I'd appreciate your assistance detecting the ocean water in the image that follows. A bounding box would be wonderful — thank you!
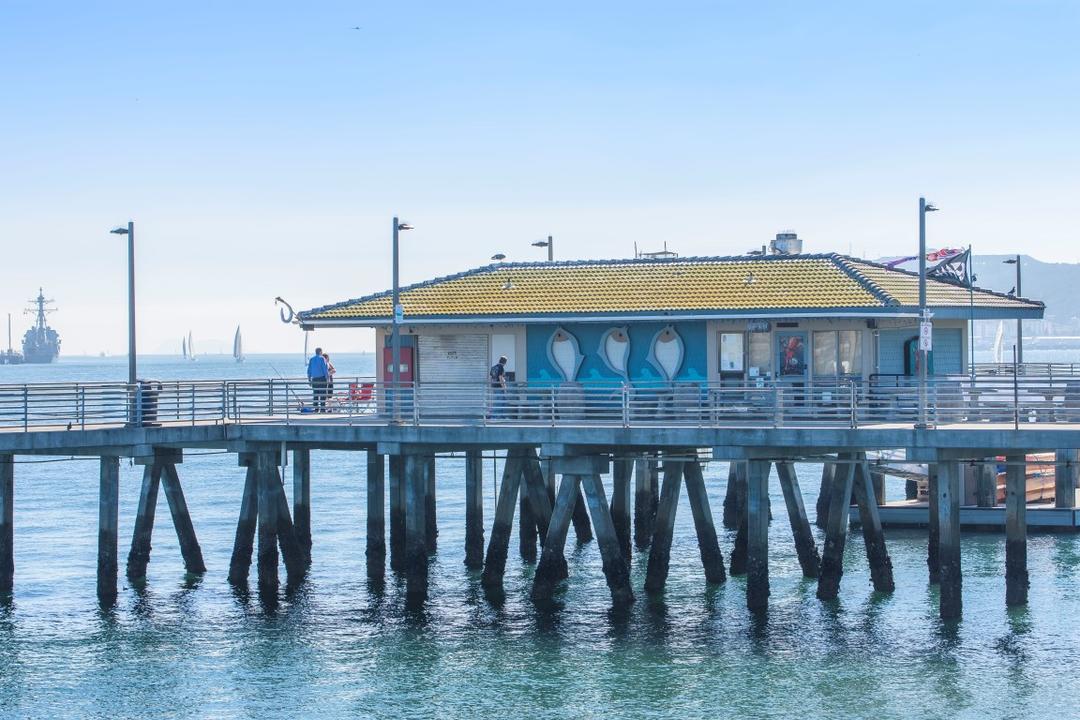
[1,354,1078,719]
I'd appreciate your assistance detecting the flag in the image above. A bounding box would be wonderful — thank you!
[927,248,971,287]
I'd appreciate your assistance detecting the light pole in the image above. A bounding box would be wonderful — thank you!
[1004,255,1023,364]
[917,198,939,429]
[531,235,554,261]
[110,222,136,386]
[390,216,413,423]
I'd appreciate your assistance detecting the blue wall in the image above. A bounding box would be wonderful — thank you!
[878,327,963,375]
[526,321,708,384]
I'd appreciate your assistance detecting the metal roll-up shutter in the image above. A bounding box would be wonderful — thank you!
[417,334,491,419]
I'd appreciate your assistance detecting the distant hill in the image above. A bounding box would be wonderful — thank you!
[972,255,1079,324]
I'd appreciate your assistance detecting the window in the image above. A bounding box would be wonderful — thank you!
[748,333,771,377]
[813,331,837,376]
[839,330,862,375]
[719,333,745,373]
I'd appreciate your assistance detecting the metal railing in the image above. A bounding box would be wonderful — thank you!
[4,374,1080,431]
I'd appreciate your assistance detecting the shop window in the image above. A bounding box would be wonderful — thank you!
[813,330,864,378]
[748,333,771,378]
[719,333,745,373]
[813,331,837,376]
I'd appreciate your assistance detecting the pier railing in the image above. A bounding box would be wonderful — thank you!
[3,374,1080,430]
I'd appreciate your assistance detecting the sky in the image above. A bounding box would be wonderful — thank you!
[1,1,1077,355]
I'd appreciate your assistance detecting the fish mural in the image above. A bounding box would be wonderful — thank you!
[598,326,631,378]
[647,324,684,381]
[547,327,584,382]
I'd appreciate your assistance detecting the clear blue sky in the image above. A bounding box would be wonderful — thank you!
[1,1,1077,355]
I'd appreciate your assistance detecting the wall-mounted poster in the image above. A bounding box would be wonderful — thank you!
[719,333,745,373]
[777,332,807,377]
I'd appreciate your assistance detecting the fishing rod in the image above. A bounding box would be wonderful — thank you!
[268,362,308,410]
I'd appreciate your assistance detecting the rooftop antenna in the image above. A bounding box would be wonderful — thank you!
[638,241,678,260]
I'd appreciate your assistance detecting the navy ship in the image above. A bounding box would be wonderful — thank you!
[22,289,60,364]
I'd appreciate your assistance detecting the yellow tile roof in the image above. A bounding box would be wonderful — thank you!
[301,254,1043,323]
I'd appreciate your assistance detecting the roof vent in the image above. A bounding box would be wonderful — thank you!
[771,231,802,255]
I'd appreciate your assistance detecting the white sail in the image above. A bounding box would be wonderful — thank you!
[233,326,244,362]
[182,336,187,359]
[993,321,1005,364]
[188,331,196,361]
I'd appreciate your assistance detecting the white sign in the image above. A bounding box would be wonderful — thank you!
[919,321,933,351]
[393,303,404,323]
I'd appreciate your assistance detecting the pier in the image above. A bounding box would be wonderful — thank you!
[2,374,1079,620]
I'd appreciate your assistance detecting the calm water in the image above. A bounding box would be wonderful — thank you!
[1,354,1077,719]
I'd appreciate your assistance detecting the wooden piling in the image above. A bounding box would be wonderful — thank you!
[160,463,207,575]
[610,457,633,566]
[581,473,634,606]
[927,464,941,583]
[0,454,13,595]
[816,455,855,601]
[683,453,726,584]
[746,459,771,612]
[938,461,962,619]
[531,474,579,602]
[571,483,593,544]
[228,465,258,586]
[292,448,312,561]
[388,455,405,573]
[97,455,120,606]
[852,457,894,593]
[815,460,834,529]
[269,465,307,587]
[481,450,524,589]
[729,461,748,576]
[255,456,279,600]
[1005,452,1029,606]
[126,463,161,582]
[404,453,428,604]
[1055,449,1078,509]
[633,456,654,548]
[644,457,684,592]
[464,449,485,569]
[425,455,438,554]
[366,451,385,578]
[775,461,820,579]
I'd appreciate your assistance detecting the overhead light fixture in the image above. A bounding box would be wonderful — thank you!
[491,253,506,261]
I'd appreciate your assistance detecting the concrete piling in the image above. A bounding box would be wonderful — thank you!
[228,465,258,586]
[683,453,726,584]
[97,455,120,607]
[938,461,963,619]
[388,455,405,573]
[126,463,161,582]
[852,457,894,593]
[746,459,771,612]
[1055,449,1078,509]
[404,453,429,604]
[775,461,820,579]
[161,463,207,575]
[644,456,684,592]
[464,449,485,569]
[255,456,280,600]
[1005,453,1029,606]
[366,451,385,578]
[269,465,306,587]
[610,457,632,567]
[481,450,524,589]
[531,474,579,602]
[975,458,996,508]
[425,455,438,554]
[571,483,593,544]
[817,455,855,601]
[0,454,13,595]
[519,490,537,562]
[581,473,634,606]
[815,460,834,529]
[292,448,312,562]
[729,461,748,576]
[927,464,941,584]
[522,450,554,544]
[633,456,654,548]
[721,461,739,529]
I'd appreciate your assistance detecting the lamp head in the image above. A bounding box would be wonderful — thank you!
[397,223,414,231]
[491,253,506,261]
[110,227,129,235]
[924,203,939,212]
[531,240,549,248]
[1003,258,1018,265]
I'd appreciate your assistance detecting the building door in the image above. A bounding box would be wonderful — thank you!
[417,334,490,417]
[776,332,808,383]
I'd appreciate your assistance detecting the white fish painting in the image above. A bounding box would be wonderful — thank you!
[648,325,684,381]
[599,326,630,378]
[548,327,584,382]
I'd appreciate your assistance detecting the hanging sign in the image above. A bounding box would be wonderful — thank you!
[393,303,404,324]
[919,321,933,351]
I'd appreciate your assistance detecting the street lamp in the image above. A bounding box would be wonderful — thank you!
[531,235,554,262]
[917,198,939,429]
[390,217,413,423]
[110,222,136,387]
[1003,255,1023,363]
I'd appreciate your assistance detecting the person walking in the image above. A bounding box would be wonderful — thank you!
[307,347,330,413]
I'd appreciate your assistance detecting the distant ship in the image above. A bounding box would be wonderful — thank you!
[233,326,245,363]
[1,313,23,365]
[22,289,60,364]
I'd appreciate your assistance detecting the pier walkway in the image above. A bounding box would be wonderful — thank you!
[2,375,1079,620]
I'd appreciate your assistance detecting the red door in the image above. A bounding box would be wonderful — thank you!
[383,346,415,382]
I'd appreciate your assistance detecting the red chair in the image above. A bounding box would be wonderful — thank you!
[348,382,376,414]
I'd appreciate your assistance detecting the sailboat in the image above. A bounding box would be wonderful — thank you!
[233,326,245,363]
[992,321,1005,364]
[188,331,197,362]
[181,336,188,360]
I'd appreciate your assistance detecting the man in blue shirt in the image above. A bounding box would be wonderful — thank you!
[307,347,330,412]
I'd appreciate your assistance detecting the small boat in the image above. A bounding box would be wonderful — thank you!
[188,331,197,361]
[181,336,188,360]
[233,326,245,363]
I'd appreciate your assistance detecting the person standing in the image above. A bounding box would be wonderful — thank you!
[323,352,337,410]
[489,355,508,418]
[307,347,330,413]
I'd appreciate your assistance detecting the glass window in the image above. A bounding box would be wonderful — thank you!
[813,331,837,376]
[748,333,771,377]
[719,333,745,373]
[839,330,862,375]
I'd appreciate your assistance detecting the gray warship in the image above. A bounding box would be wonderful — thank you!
[22,289,60,364]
